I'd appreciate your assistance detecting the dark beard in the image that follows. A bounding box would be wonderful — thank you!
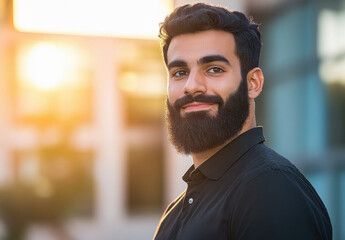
[166,79,249,154]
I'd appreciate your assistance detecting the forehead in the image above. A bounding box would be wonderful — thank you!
[167,30,238,65]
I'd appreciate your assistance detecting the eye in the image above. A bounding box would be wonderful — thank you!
[208,67,224,74]
[172,70,189,78]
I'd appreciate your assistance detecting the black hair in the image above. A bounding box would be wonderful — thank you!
[159,3,262,79]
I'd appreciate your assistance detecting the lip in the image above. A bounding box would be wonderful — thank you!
[182,102,215,111]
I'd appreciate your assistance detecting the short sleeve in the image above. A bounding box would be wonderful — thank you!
[230,170,332,240]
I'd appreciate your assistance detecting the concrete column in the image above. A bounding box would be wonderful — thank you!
[0,28,13,184]
[92,38,125,228]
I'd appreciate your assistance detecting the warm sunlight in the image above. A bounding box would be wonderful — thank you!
[17,42,86,91]
[119,71,166,97]
[13,0,173,39]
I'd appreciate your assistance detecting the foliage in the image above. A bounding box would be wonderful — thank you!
[0,144,94,240]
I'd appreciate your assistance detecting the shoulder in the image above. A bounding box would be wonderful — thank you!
[246,143,299,172]
[236,167,320,209]
[235,144,329,219]
[229,145,332,239]
[234,143,309,187]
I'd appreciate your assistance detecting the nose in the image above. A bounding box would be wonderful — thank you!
[183,70,206,97]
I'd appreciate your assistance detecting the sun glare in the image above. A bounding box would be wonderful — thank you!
[18,42,86,91]
[13,0,173,39]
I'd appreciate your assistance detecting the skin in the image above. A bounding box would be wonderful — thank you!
[166,30,264,168]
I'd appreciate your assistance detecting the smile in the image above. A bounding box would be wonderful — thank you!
[182,102,216,112]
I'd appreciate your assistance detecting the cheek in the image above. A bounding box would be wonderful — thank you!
[168,81,184,103]
[211,81,239,101]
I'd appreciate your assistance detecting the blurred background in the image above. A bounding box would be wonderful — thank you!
[0,0,344,239]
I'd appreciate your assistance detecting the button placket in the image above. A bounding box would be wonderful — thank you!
[176,173,203,240]
[176,188,193,240]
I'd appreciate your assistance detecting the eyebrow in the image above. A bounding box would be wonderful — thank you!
[167,60,188,70]
[166,54,230,70]
[197,55,231,66]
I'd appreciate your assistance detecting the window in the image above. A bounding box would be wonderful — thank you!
[118,40,166,214]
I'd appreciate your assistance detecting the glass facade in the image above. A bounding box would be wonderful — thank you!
[251,0,345,239]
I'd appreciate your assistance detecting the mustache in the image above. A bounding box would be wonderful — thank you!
[173,94,224,110]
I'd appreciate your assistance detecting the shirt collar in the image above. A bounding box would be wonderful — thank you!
[183,127,265,182]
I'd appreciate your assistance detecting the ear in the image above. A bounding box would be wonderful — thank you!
[247,67,264,99]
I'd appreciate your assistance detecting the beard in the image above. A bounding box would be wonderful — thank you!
[166,79,249,154]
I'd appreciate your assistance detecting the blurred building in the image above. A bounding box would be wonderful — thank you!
[247,0,345,239]
[0,0,344,239]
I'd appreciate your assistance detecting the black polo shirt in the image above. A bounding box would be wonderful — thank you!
[154,127,332,240]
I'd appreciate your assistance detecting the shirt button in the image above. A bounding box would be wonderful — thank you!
[188,198,194,204]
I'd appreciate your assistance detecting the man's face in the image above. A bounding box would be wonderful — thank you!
[165,30,249,154]
[167,30,243,117]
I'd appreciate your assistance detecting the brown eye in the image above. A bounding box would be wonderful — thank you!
[208,67,224,73]
[173,70,189,77]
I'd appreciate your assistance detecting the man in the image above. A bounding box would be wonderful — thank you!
[154,3,332,240]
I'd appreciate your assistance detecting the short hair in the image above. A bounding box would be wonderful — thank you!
[159,3,262,79]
